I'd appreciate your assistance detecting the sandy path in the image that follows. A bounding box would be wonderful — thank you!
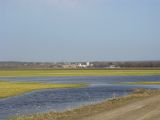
[82,95,160,120]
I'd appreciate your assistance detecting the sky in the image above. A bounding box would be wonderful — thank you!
[0,0,160,62]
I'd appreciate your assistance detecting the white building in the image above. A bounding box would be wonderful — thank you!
[86,62,90,66]
[78,62,91,68]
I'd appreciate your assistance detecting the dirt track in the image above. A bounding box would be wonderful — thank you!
[82,94,160,120]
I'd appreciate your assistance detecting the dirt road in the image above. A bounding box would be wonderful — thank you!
[82,95,160,120]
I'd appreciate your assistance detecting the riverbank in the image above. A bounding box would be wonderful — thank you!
[11,89,160,120]
[1,69,160,77]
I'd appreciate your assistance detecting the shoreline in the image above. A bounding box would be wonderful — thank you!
[11,88,160,120]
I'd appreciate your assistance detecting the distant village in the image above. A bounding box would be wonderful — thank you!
[0,61,160,69]
[62,62,92,69]
[0,61,120,69]
[62,62,120,69]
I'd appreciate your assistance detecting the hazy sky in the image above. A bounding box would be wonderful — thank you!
[0,0,160,62]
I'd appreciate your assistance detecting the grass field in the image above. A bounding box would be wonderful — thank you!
[0,69,160,77]
[0,81,87,98]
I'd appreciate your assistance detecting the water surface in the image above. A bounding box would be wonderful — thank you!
[0,76,160,120]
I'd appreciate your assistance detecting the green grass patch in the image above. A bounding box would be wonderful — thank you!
[0,81,87,98]
[0,69,160,77]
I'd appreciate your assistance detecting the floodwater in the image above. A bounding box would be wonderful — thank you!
[0,76,160,120]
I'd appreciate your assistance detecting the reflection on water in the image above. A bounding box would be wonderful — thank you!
[0,76,160,120]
